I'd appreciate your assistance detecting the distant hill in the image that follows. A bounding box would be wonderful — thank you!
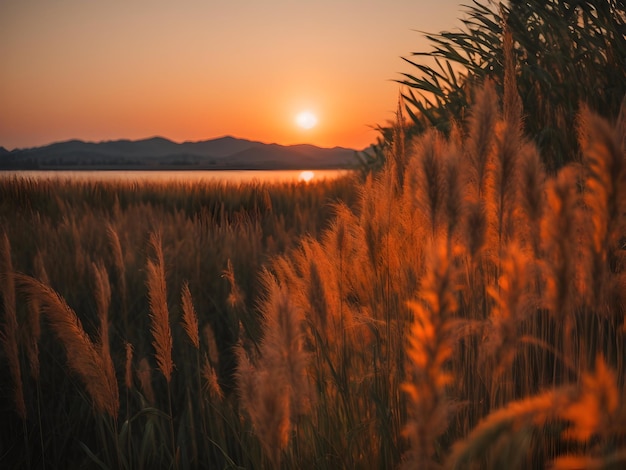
[0,136,360,170]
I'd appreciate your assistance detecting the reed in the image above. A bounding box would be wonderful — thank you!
[106,223,128,333]
[579,102,626,305]
[202,355,223,402]
[0,173,354,467]
[2,51,625,467]
[401,239,459,469]
[235,273,309,466]
[17,274,119,417]
[145,231,177,467]
[236,78,626,468]
[180,281,199,349]
[146,232,174,383]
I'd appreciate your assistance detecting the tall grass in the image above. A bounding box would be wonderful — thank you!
[2,88,625,468]
[0,175,356,468]
[238,75,625,468]
[1,29,626,468]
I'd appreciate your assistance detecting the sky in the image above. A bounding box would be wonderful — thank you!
[1,1,467,151]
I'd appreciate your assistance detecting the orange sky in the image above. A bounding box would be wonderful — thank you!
[0,1,466,151]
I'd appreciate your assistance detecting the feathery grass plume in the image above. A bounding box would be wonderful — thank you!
[254,368,291,466]
[401,239,458,469]
[540,165,585,326]
[449,357,622,469]
[92,261,111,360]
[146,232,174,382]
[234,342,256,414]
[460,199,489,325]
[236,273,310,465]
[550,358,626,469]
[465,79,499,202]
[489,119,524,247]
[405,129,448,240]
[552,450,626,470]
[258,272,310,416]
[559,357,619,443]
[320,203,364,332]
[90,260,119,423]
[517,145,546,255]
[445,386,573,470]
[306,247,330,332]
[18,275,119,416]
[201,355,223,401]
[137,357,156,404]
[391,92,409,192]
[222,258,244,311]
[443,132,463,241]
[358,170,397,267]
[578,105,625,304]
[0,233,26,419]
[106,223,128,329]
[482,242,535,381]
[124,342,133,389]
[180,281,199,349]
[482,61,525,254]
[466,201,487,261]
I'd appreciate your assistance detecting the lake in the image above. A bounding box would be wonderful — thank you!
[0,169,352,184]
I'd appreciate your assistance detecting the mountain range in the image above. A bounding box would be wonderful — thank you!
[0,136,361,170]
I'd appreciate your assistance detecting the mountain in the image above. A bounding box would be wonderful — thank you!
[0,136,359,170]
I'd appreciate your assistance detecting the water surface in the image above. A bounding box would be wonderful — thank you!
[0,169,351,184]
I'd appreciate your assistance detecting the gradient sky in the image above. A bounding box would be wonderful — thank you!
[1,1,467,151]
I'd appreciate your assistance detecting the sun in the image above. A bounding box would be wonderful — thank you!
[298,170,315,182]
[295,111,318,129]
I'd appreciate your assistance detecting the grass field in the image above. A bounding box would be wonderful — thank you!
[2,82,625,468]
[2,1,626,466]
[0,174,359,468]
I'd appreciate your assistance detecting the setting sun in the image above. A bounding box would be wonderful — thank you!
[298,170,315,182]
[296,111,318,130]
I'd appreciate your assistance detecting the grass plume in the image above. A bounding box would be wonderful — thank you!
[17,274,119,417]
[146,232,174,383]
[180,281,199,349]
[401,239,459,469]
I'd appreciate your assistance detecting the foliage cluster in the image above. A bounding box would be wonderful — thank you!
[359,0,626,173]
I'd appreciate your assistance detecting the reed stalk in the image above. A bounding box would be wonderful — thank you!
[145,231,177,467]
[17,274,119,417]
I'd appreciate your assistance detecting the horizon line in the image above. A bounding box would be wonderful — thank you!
[1,134,370,153]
